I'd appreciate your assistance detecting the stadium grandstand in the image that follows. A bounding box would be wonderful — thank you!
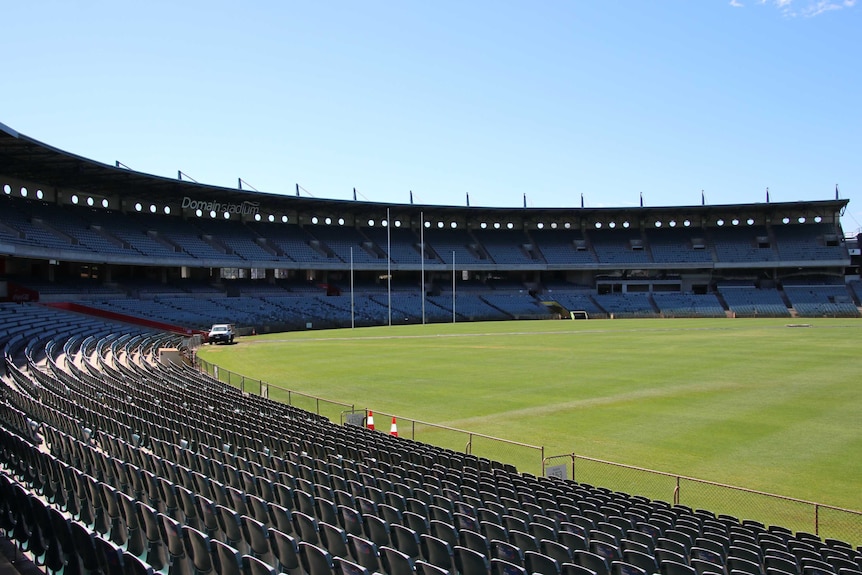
[1,123,861,575]
[0,123,859,331]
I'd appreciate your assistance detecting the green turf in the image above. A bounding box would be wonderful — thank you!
[197,317,862,538]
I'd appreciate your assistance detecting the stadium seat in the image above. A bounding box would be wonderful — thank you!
[381,546,417,575]
[184,525,215,575]
[456,545,492,575]
[242,554,277,575]
[526,550,562,575]
[299,542,335,575]
[319,521,350,559]
[268,529,300,575]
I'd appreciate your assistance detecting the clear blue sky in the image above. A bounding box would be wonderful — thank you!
[3,1,860,232]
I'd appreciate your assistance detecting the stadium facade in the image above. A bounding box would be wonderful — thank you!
[1,122,859,331]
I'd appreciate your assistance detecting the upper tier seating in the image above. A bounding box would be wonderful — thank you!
[85,208,185,258]
[28,203,135,256]
[0,196,850,270]
[422,229,485,265]
[144,214,235,260]
[306,226,386,265]
[247,222,329,262]
[194,218,281,261]
[471,229,541,265]
[0,195,97,253]
[646,228,714,265]
[712,226,779,263]
[363,227,422,264]
[590,229,652,265]
[531,229,598,265]
[772,224,847,262]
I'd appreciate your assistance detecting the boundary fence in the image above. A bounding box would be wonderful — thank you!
[361,408,543,474]
[195,356,860,546]
[196,357,544,473]
[196,357,355,422]
[544,453,862,546]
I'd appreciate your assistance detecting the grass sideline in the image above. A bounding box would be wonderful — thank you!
[197,318,862,526]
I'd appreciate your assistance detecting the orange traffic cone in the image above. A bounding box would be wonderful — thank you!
[366,411,375,431]
[390,417,398,437]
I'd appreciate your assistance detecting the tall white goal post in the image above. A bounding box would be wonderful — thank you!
[569,310,589,320]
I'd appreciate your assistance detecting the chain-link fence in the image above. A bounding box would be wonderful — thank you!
[196,358,544,472]
[366,409,544,475]
[545,453,862,547]
[197,357,354,422]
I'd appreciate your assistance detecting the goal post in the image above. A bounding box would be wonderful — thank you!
[569,310,589,320]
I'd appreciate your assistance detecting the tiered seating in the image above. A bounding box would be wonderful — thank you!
[149,216,233,260]
[782,285,858,318]
[847,280,862,305]
[423,229,484,265]
[322,295,391,325]
[0,196,850,275]
[1,302,860,575]
[532,229,597,265]
[646,228,714,265]
[480,294,553,318]
[593,293,658,318]
[772,224,847,262]
[718,286,790,317]
[471,229,539,265]
[86,208,184,258]
[195,218,280,261]
[308,226,385,265]
[363,227,422,264]
[369,293,457,323]
[20,279,127,302]
[262,295,346,328]
[89,298,211,326]
[448,294,510,320]
[545,292,608,318]
[0,195,86,252]
[44,282,547,330]
[712,226,779,263]
[652,293,726,318]
[590,229,652,265]
[29,203,134,256]
[248,222,328,262]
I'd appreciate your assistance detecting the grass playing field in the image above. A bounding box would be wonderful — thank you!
[197,317,862,537]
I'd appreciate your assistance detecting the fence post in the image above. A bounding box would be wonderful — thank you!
[815,504,820,536]
[674,476,680,505]
[540,446,545,477]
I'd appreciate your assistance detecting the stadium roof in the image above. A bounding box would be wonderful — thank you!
[0,121,849,222]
